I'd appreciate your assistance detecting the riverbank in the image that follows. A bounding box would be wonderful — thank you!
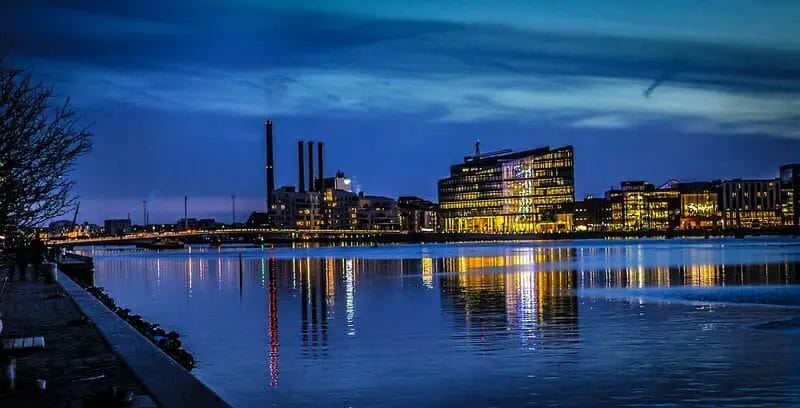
[0,269,154,407]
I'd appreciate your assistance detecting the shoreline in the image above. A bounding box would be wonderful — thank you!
[57,270,230,407]
[53,227,800,247]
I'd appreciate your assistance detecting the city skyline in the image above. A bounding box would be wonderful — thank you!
[2,1,800,223]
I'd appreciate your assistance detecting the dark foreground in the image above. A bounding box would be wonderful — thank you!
[0,269,154,407]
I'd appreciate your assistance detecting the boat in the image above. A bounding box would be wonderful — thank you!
[136,238,185,250]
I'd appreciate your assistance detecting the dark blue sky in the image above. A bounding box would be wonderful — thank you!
[3,1,799,224]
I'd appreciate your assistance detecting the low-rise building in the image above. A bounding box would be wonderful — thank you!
[780,164,800,227]
[104,219,132,236]
[678,181,720,229]
[572,196,609,232]
[398,196,439,232]
[609,181,680,231]
[356,195,400,230]
[176,218,218,230]
[719,179,781,228]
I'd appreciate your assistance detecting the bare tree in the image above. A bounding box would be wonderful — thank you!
[0,59,91,242]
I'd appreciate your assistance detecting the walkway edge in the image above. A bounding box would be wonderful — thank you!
[57,271,230,408]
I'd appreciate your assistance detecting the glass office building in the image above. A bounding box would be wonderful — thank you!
[438,145,574,233]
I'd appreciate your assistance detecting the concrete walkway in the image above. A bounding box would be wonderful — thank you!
[0,269,155,407]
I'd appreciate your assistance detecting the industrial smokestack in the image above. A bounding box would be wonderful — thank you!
[184,195,188,230]
[265,120,274,213]
[317,142,324,192]
[307,141,314,192]
[297,140,305,192]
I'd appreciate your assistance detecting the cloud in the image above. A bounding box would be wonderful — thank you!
[26,58,800,139]
[572,115,632,129]
[3,1,800,138]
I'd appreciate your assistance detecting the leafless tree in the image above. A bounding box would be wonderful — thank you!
[0,59,91,243]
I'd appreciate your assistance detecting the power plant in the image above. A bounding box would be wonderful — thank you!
[265,120,275,213]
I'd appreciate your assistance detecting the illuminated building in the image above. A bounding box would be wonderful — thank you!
[272,187,324,229]
[780,164,800,227]
[612,181,680,231]
[398,196,440,232]
[719,179,781,228]
[571,196,610,232]
[438,144,574,233]
[678,182,720,229]
[606,189,624,231]
[321,188,360,230]
[646,183,680,231]
[621,181,650,231]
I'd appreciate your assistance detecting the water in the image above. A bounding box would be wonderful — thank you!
[78,237,800,406]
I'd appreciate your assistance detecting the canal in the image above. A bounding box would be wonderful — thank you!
[78,238,800,406]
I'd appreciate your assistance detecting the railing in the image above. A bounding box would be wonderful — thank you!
[49,227,407,245]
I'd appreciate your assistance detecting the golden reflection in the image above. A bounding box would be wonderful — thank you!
[422,257,434,289]
[444,247,575,273]
[326,258,336,313]
[439,248,579,347]
[267,258,279,388]
[345,259,356,336]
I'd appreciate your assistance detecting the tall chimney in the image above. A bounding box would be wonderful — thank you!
[265,120,274,213]
[184,195,188,230]
[307,141,314,192]
[297,140,305,192]
[317,142,324,192]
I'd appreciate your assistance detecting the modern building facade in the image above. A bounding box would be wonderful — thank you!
[780,164,800,227]
[608,181,680,231]
[438,145,574,233]
[678,182,720,229]
[719,179,781,228]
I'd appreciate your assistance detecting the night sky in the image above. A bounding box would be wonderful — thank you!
[2,1,799,224]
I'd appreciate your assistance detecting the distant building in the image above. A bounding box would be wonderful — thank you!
[571,196,609,232]
[438,144,574,233]
[176,218,218,230]
[321,171,353,193]
[605,181,680,231]
[321,188,360,229]
[272,187,325,229]
[780,164,800,227]
[678,181,720,229]
[246,211,269,227]
[48,220,74,236]
[356,195,400,230]
[398,196,439,232]
[104,219,132,236]
[606,189,624,231]
[719,179,781,228]
[270,186,400,231]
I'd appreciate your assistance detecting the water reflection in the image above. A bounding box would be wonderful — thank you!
[81,241,800,406]
[267,258,279,388]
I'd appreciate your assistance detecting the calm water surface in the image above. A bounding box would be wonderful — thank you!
[79,238,800,407]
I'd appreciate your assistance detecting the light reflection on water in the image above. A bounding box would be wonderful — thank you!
[80,238,800,406]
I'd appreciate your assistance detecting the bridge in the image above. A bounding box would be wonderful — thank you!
[49,227,408,246]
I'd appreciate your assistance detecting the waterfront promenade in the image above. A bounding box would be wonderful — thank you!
[0,269,154,407]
